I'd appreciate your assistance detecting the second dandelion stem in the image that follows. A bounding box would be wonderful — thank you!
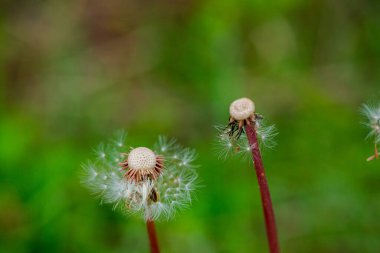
[146,219,160,253]
[245,122,280,253]
[367,142,379,161]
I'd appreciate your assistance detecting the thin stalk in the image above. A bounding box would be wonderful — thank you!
[146,219,160,253]
[374,141,379,159]
[245,122,280,253]
[367,141,379,161]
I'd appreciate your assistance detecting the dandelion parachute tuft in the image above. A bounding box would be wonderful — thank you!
[361,103,380,161]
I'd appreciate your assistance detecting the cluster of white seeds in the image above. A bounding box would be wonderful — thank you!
[82,131,198,221]
[216,121,278,160]
[361,104,380,145]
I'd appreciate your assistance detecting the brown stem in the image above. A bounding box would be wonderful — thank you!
[245,122,280,253]
[146,219,160,253]
[367,142,379,161]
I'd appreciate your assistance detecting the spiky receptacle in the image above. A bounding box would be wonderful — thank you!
[229,97,255,121]
[225,98,257,140]
[120,147,164,182]
[216,98,277,159]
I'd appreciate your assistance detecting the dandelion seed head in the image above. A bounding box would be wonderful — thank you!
[229,97,255,120]
[361,103,380,161]
[81,132,199,221]
[216,98,278,160]
[361,104,380,143]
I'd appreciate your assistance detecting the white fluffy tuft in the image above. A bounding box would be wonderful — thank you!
[361,104,380,143]
[82,131,198,221]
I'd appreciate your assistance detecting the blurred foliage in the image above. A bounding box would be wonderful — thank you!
[1,0,380,252]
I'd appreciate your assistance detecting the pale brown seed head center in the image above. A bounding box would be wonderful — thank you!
[127,147,156,171]
[229,98,255,121]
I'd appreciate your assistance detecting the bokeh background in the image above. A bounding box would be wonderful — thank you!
[1,0,380,252]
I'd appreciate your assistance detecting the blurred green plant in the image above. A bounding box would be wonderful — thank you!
[1,0,380,252]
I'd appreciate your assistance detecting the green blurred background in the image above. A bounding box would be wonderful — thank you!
[1,0,380,252]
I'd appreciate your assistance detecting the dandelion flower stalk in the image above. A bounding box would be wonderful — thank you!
[146,219,160,253]
[81,132,198,253]
[245,121,279,253]
[361,104,380,161]
[221,98,280,253]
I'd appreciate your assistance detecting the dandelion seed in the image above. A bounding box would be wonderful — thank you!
[256,122,278,149]
[361,103,380,161]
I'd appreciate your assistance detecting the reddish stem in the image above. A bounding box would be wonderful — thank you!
[245,122,280,253]
[146,219,160,253]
